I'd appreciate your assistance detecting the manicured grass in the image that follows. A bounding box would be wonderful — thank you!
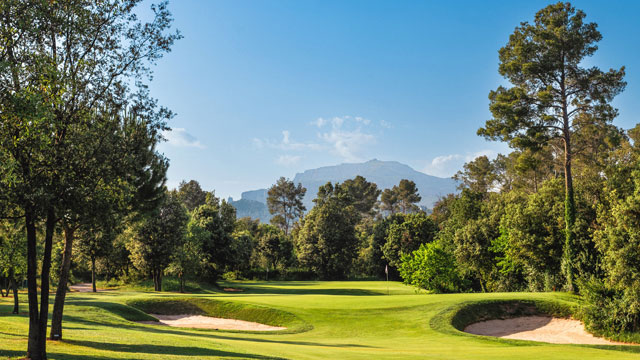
[0,281,638,359]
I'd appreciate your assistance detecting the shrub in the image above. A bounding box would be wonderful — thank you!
[399,242,460,293]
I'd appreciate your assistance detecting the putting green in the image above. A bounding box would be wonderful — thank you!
[0,281,637,359]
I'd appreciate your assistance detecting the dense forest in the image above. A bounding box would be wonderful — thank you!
[0,2,638,359]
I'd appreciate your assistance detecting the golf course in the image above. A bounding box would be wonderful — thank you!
[1,281,638,359]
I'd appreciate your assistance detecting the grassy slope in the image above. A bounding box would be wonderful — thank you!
[0,281,638,360]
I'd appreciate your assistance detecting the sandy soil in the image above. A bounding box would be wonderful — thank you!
[464,316,630,345]
[139,314,286,331]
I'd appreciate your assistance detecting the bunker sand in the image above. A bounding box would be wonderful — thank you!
[139,314,286,331]
[464,316,632,345]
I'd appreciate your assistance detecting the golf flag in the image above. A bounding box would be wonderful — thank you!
[385,264,388,275]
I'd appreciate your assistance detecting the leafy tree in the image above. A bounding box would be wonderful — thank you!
[177,180,208,212]
[168,225,204,293]
[382,212,437,268]
[229,230,256,274]
[340,176,381,216]
[500,180,565,291]
[440,190,500,292]
[358,213,406,278]
[188,199,237,281]
[294,192,360,279]
[454,156,497,193]
[396,179,422,213]
[586,166,640,333]
[0,220,26,314]
[478,2,626,291]
[380,179,422,214]
[267,177,306,236]
[0,1,179,357]
[128,193,189,291]
[399,242,461,293]
[77,224,117,293]
[380,188,400,215]
[255,224,292,280]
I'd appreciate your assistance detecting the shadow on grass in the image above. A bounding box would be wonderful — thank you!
[233,282,381,296]
[0,350,24,359]
[66,339,286,359]
[60,313,374,349]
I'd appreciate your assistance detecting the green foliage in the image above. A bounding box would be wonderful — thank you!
[267,177,306,236]
[478,2,626,291]
[294,190,360,280]
[382,212,436,268]
[399,242,460,293]
[128,193,189,291]
[380,179,422,214]
[580,278,640,338]
[453,155,497,193]
[255,224,292,274]
[176,180,208,212]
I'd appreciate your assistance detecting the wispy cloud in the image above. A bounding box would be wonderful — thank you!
[257,115,384,165]
[276,155,302,166]
[163,128,206,149]
[423,150,497,177]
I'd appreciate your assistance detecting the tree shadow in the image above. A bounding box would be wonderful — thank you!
[0,350,24,359]
[60,313,374,349]
[232,282,381,296]
[65,339,286,359]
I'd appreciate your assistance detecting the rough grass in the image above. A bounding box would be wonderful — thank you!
[1,282,640,359]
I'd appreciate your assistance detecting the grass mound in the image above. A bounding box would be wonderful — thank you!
[126,297,311,333]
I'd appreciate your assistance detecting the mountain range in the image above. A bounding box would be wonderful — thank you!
[230,159,458,223]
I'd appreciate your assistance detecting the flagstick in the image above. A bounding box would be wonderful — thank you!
[386,264,389,296]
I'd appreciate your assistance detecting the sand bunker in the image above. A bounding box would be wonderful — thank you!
[139,314,286,331]
[464,316,630,345]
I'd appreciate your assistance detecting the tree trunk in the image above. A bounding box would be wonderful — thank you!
[26,208,55,360]
[179,273,185,293]
[11,275,19,314]
[157,271,162,292]
[37,209,56,358]
[50,226,75,340]
[26,210,42,360]
[91,256,97,293]
[562,135,576,292]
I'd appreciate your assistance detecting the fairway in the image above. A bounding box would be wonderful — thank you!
[0,281,637,360]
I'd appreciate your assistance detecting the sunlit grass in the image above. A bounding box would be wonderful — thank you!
[0,281,638,359]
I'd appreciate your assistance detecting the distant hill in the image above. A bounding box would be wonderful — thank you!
[229,198,272,223]
[231,159,458,222]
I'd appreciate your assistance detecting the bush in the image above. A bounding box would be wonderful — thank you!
[580,278,640,336]
[399,242,461,293]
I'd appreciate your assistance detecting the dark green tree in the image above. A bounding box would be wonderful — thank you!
[177,180,208,212]
[256,224,292,280]
[478,2,625,291]
[382,212,437,268]
[294,192,360,279]
[128,193,189,291]
[340,176,381,216]
[454,156,497,193]
[0,1,179,357]
[188,199,237,281]
[267,177,306,236]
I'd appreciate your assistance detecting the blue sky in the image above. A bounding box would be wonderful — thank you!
[146,1,640,200]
